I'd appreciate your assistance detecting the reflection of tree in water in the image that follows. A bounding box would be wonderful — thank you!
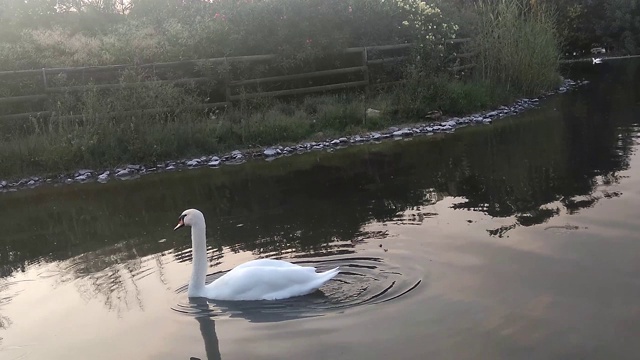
[476,60,639,236]
[54,240,151,314]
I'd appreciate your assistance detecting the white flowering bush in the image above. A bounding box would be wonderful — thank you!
[392,0,461,78]
[397,0,459,44]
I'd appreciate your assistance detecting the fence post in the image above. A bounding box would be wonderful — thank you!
[362,47,370,95]
[224,58,232,109]
[362,47,370,125]
[41,68,47,90]
[41,68,51,119]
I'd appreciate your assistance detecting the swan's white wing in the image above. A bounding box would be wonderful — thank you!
[205,265,339,300]
[232,259,302,270]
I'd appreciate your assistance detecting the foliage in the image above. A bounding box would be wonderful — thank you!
[537,0,640,55]
[0,0,458,70]
[598,0,640,55]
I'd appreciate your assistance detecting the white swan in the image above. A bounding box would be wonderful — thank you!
[174,209,340,300]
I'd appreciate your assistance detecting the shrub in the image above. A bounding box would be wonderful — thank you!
[0,0,458,70]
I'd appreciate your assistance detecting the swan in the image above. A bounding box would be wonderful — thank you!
[174,209,340,300]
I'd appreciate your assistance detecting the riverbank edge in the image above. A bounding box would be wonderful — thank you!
[560,54,640,64]
[0,78,588,193]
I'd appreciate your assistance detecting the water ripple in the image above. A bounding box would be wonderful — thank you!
[171,257,421,322]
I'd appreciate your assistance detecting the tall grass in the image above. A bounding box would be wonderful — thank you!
[0,75,398,178]
[391,74,510,117]
[472,0,561,95]
[0,72,518,180]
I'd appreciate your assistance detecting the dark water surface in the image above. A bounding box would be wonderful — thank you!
[1,59,640,359]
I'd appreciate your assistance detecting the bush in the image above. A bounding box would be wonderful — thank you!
[0,0,458,70]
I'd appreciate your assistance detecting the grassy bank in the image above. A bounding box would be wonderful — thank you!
[0,79,513,179]
[0,0,562,181]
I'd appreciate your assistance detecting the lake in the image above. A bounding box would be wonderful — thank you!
[1,58,640,360]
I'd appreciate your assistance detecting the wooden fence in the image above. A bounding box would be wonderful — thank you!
[0,39,474,122]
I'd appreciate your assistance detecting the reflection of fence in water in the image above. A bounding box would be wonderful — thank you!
[0,39,475,122]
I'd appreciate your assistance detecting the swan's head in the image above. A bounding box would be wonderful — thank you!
[173,209,205,231]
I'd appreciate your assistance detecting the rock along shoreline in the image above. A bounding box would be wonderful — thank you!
[0,78,588,193]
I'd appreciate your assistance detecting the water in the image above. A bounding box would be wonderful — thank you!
[1,59,640,359]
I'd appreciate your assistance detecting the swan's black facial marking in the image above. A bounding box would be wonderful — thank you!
[174,213,187,231]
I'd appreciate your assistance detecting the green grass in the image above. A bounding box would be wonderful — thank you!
[0,76,518,180]
[389,75,515,118]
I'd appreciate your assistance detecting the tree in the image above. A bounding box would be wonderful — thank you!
[599,0,640,54]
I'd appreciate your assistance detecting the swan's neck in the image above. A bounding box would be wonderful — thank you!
[188,222,208,297]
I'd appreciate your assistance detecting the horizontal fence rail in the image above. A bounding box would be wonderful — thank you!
[228,66,366,87]
[0,39,473,122]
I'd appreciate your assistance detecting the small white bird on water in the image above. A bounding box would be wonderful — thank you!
[174,209,340,301]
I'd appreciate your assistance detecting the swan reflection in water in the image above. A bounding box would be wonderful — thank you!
[189,297,222,360]
[187,293,333,360]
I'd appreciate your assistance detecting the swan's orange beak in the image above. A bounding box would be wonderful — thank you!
[174,218,185,231]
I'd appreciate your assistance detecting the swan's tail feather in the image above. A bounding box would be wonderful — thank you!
[318,267,340,280]
[304,267,339,293]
